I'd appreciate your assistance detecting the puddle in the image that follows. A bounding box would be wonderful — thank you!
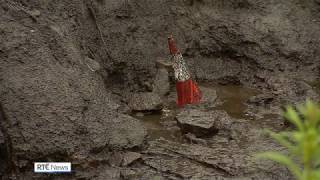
[134,84,261,142]
[133,111,184,142]
[212,84,259,119]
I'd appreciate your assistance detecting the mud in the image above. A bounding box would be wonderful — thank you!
[0,0,319,179]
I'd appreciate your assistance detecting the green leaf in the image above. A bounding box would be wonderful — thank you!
[283,106,304,131]
[267,130,295,150]
[257,152,302,179]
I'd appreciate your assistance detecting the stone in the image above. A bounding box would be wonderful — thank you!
[153,68,170,96]
[184,133,207,145]
[85,57,101,72]
[135,112,144,117]
[200,86,218,105]
[107,115,147,149]
[94,167,121,180]
[120,169,138,179]
[128,93,163,111]
[176,109,232,137]
[121,152,142,166]
[145,139,292,179]
[247,93,274,106]
[28,9,41,17]
[108,152,123,167]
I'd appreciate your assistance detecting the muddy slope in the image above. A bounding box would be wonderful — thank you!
[0,0,320,179]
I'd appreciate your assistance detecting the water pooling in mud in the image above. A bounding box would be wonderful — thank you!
[133,84,263,142]
[212,84,258,119]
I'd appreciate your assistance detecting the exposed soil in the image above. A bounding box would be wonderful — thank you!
[0,0,320,179]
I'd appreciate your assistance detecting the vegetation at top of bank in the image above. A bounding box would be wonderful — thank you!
[257,100,320,180]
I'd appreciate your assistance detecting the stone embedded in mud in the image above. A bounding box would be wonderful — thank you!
[184,133,207,145]
[199,86,218,105]
[247,93,274,106]
[153,68,170,96]
[85,57,101,72]
[176,109,232,137]
[121,152,142,166]
[128,93,163,111]
[107,115,147,149]
[120,169,138,179]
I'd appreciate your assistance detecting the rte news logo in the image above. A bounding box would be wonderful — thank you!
[34,162,71,173]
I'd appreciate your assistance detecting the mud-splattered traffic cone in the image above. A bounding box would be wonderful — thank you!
[168,35,201,107]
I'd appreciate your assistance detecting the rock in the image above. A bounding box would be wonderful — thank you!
[107,115,147,149]
[247,93,274,106]
[144,139,292,179]
[85,57,101,72]
[184,133,207,145]
[135,112,144,117]
[153,68,170,96]
[94,167,121,180]
[121,152,142,166]
[128,93,163,111]
[108,152,123,167]
[176,109,232,137]
[266,76,318,105]
[0,17,146,169]
[200,86,218,105]
[120,169,138,179]
[28,9,41,17]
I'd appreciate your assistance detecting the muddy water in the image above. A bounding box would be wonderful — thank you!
[133,111,185,142]
[133,84,263,142]
[212,84,258,119]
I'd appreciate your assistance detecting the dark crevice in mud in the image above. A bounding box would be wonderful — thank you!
[141,160,186,180]
[0,103,16,176]
[142,149,234,177]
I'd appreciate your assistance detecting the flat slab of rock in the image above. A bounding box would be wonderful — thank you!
[176,109,232,137]
[121,152,142,166]
[128,93,163,111]
[200,86,218,105]
[153,68,170,96]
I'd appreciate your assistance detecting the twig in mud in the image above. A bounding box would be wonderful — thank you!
[87,2,114,61]
[6,0,38,22]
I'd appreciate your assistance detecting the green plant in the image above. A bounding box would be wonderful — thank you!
[257,100,320,180]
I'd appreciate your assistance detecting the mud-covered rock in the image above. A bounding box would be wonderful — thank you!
[200,86,218,106]
[247,93,274,106]
[0,1,146,170]
[266,76,318,105]
[128,93,163,111]
[108,115,147,149]
[153,68,170,96]
[84,56,101,72]
[93,167,121,180]
[144,139,292,179]
[176,109,232,137]
[121,152,142,167]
